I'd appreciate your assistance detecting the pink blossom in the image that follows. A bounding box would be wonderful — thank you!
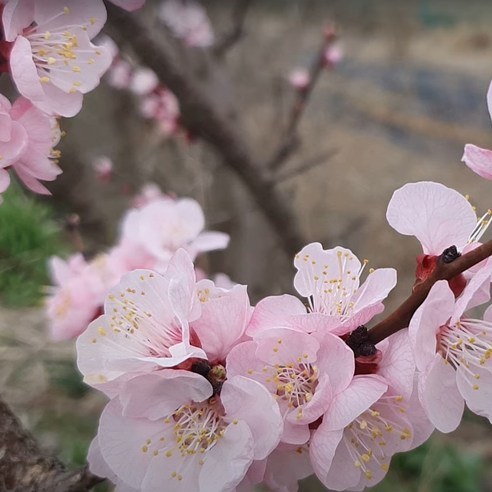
[409,266,492,432]
[227,328,355,446]
[129,67,158,96]
[310,331,432,490]
[106,58,133,90]
[159,0,214,48]
[139,87,180,136]
[2,0,112,117]
[92,155,113,182]
[249,243,396,337]
[119,195,229,264]
[76,250,208,390]
[288,68,310,91]
[462,81,492,179]
[324,43,343,67]
[46,252,122,341]
[0,94,62,195]
[90,370,282,491]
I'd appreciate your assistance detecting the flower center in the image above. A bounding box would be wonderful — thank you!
[345,397,411,481]
[171,399,226,456]
[22,7,101,92]
[438,319,492,389]
[274,362,318,414]
[306,250,369,318]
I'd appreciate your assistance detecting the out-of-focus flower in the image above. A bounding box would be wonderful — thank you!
[129,67,158,96]
[92,155,113,182]
[288,68,310,91]
[1,0,112,117]
[323,43,343,67]
[159,0,214,48]
[139,87,180,136]
[0,94,62,197]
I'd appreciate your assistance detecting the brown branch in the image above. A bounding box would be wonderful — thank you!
[267,27,338,171]
[0,397,104,491]
[213,0,253,58]
[105,3,305,258]
[368,241,492,345]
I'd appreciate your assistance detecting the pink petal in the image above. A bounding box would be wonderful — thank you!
[456,363,492,423]
[221,376,283,460]
[420,353,464,433]
[34,0,107,38]
[309,428,345,487]
[462,144,492,180]
[321,375,387,432]
[2,0,34,41]
[199,421,254,492]
[188,231,230,255]
[408,280,455,372]
[119,370,212,420]
[377,330,415,399]
[14,165,51,194]
[192,282,251,362]
[247,294,306,336]
[386,181,477,254]
[316,332,355,394]
[98,398,163,489]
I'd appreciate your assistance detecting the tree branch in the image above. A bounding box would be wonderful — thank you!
[368,241,492,345]
[267,27,338,171]
[0,397,103,491]
[105,3,305,258]
[213,0,253,58]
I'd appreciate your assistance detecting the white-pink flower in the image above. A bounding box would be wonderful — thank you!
[159,0,214,48]
[76,250,207,390]
[89,370,282,491]
[119,195,229,264]
[2,0,112,117]
[310,331,432,491]
[409,267,492,433]
[462,81,492,180]
[227,328,355,446]
[0,94,62,196]
[249,243,396,337]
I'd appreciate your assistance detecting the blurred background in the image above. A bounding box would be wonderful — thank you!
[1,0,492,490]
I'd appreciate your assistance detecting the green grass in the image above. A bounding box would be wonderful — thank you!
[0,184,67,307]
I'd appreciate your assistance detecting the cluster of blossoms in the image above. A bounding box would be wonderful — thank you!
[0,0,147,199]
[104,0,213,137]
[104,38,181,138]
[47,184,229,341]
[74,177,492,491]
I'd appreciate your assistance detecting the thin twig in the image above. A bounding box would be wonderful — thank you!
[267,27,337,171]
[368,241,492,344]
[275,149,337,183]
[213,0,253,58]
[105,3,305,258]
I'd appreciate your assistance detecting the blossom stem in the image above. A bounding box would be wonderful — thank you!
[368,239,492,344]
